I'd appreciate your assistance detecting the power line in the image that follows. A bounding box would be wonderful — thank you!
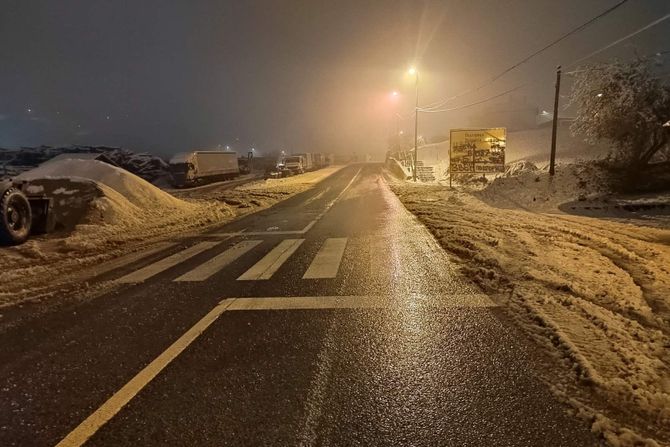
[420,0,632,110]
[414,10,670,115]
[566,13,670,68]
[418,83,535,113]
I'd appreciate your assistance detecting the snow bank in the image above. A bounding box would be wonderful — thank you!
[1,160,233,304]
[1,163,345,307]
[17,158,183,209]
[391,181,670,445]
[474,162,610,212]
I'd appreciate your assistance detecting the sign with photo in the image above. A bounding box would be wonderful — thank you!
[449,128,506,174]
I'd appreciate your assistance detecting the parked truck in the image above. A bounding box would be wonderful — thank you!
[283,155,306,174]
[169,151,239,187]
[295,153,314,171]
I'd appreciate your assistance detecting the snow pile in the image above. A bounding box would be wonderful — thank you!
[504,160,539,177]
[391,181,670,445]
[1,164,345,307]
[1,160,233,304]
[17,158,192,226]
[475,162,610,212]
[103,149,171,184]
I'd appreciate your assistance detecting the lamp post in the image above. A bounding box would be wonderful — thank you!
[409,67,419,182]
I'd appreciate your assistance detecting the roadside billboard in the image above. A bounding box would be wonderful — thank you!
[449,128,506,174]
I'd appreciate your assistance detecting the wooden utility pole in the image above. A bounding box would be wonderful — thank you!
[413,72,419,182]
[549,65,561,176]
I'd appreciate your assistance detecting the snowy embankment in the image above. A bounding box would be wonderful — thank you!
[390,178,670,446]
[0,162,343,307]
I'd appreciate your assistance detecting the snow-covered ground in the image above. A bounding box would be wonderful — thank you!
[389,176,670,446]
[0,162,343,307]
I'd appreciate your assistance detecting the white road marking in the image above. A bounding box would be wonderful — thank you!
[56,292,496,445]
[226,294,498,310]
[210,167,362,237]
[174,240,262,282]
[237,239,305,280]
[209,230,304,237]
[300,167,361,233]
[55,299,236,447]
[116,241,221,283]
[302,238,348,279]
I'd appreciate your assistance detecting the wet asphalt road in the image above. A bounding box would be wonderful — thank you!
[0,164,601,446]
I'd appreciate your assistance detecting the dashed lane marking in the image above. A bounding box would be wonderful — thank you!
[174,240,263,282]
[116,241,220,284]
[237,239,305,280]
[302,238,348,279]
[211,167,362,237]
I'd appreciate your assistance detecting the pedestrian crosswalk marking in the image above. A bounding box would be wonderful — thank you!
[303,238,347,279]
[116,241,220,284]
[174,240,262,282]
[237,239,305,280]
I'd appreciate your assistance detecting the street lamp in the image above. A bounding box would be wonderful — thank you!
[408,66,419,182]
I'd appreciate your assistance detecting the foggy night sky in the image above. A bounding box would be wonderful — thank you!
[1,0,668,158]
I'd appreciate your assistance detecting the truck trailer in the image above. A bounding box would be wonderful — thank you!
[0,180,53,245]
[169,151,239,187]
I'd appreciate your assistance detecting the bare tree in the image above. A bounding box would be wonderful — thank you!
[569,59,670,174]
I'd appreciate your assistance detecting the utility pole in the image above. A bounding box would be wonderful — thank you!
[549,65,561,176]
[413,71,419,182]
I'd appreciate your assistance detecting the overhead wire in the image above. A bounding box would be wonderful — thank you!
[565,12,670,68]
[419,0,633,110]
[414,10,670,115]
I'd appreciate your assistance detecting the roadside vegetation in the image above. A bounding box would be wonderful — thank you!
[569,59,670,192]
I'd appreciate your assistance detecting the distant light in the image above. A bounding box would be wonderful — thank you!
[408,66,417,76]
[596,93,603,98]
[225,145,230,150]
[27,108,32,113]
[106,116,110,120]
[541,110,549,115]
[399,130,404,135]
[251,147,255,151]
[391,91,399,97]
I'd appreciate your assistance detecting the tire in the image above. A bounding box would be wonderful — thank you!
[0,188,32,245]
